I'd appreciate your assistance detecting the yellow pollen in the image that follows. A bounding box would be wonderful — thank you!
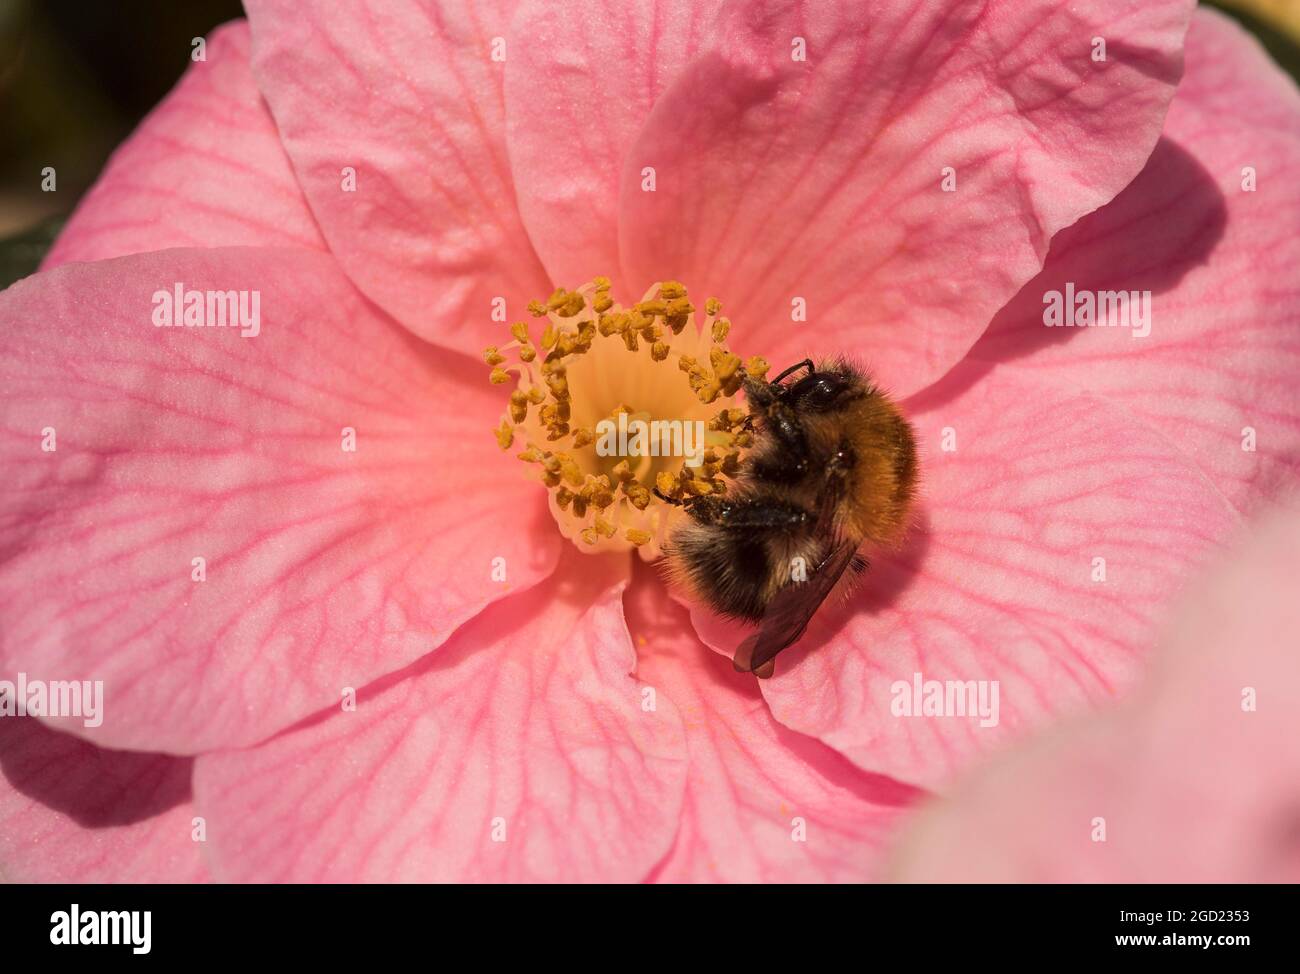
[484,278,757,557]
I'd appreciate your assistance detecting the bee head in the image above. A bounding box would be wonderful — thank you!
[786,369,859,414]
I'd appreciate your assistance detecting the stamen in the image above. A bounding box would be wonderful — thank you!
[484,279,763,558]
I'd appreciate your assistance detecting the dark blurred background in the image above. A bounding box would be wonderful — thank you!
[0,0,242,281]
[0,0,1297,287]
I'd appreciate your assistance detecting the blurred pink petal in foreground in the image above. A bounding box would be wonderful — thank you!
[888,505,1300,883]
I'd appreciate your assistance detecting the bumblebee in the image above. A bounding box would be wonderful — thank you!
[662,359,918,677]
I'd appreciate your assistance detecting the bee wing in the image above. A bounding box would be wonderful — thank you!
[733,477,857,676]
[732,538,857,676]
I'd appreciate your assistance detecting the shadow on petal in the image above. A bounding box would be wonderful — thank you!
[909,137,1228,414]
[0,716,192,828]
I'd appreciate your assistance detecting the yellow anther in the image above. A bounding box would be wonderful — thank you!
[559,457,584,487]
[571,427,594,448]
[552,290,585,317]
[582,475,615,510]
[624,483,652,510]
[655,471,679,497]
[563,294,585,316]
[625,528,653,546]
[579,527,600,546]
[489,367,511,385]
[665,297,693,332]
[494,420,514,450]
[746,355,770,379]
[704,297,722,316]
[546,373,570,399]
[518,343,537,363]
[555,487,575,511]
[509,390,529,423]
[637,299,668,317]
[484,346,506,366]
[528,299,548,317]
[682,476,714,496]
[518,447,544,463]
[710,346,742,381]
[711,317,731,343]
[593,291,614,313]
[540,323,558,349]
[651,341,670,361]
[594,515,616,539]
[659,281,686,299]
[510,321,530,342]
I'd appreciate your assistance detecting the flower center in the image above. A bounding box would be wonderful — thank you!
[485,278,769,558]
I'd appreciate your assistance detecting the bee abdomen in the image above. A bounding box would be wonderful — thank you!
[670,525,774,622]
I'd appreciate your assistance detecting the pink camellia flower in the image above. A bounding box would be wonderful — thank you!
[0,0,1297,883]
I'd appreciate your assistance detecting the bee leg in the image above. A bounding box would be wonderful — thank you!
[653,487,714,509]
[709,498,812,530]
[675,496,811,530]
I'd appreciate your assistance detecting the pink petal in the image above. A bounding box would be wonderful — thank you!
[0,248,559,754]
[243,0,552,348]
[43,21,325,271]
[968,9,1300,514]
[889,506,1300,882]
[193,554,686,882]
[0,718,207,882]
[503,0,719,288]
[618,0,1193,396]
[691,364,1238,788]
[627,567,922,883]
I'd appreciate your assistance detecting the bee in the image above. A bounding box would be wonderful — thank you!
[661,359,918,678]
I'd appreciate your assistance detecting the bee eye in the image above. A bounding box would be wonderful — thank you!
[790,373,848,412]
